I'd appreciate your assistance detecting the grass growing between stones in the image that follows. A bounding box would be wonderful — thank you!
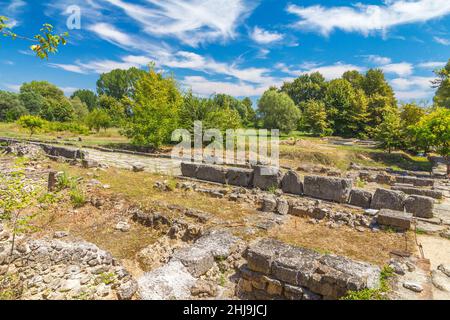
[341,266,395,300]
[268,216,416,267]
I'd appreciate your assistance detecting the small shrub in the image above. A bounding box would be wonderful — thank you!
[17,115,45,137]
[56,171,77,190]
[96,272,116,285]
[355,178,366,188]
[341,266,394,300]
[70,187,86,208]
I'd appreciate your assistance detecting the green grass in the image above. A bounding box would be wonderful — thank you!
[341,266,395,300]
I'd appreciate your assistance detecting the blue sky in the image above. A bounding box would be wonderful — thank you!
[0,0,449,103]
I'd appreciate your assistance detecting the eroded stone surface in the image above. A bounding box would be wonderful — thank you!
[303,176,352,203]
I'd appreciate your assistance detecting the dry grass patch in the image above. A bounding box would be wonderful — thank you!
[269,216,416,266]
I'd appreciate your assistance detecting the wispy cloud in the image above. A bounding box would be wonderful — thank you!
[433,36,450,45]
[250,26,284,44]
[417,61,446,69]
[287,0,450,36]
[391,76,435,100]
[277,62,364,80]
[363,55,392,65]
[381,62,414,76]
[104,0,257,47]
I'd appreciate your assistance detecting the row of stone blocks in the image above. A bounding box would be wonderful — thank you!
[181,162,353,203]
[182,163,435,219]
[359,171,435,187]
[239,239,381,300]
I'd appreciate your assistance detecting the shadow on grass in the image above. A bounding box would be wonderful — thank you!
[367,151,432,172]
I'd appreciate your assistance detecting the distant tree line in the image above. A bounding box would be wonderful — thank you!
[0,60,449,166]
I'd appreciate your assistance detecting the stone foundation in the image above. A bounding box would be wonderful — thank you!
[238,239,381,300]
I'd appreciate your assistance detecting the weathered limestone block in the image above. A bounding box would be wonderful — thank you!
[281,171,304,195]
[252,166,283,190]
[41,144,85,160]
[391,186,443,200]
[396,176,434,187]
[82,159,99,169]
[226,167,253,187]
[243,239,381,300]
[404,195,435,218]
[377,209,412,230]
[196,164,227,184]
[261,197,277,212]
[138,260,196,300]
[180,162,199,178]
[375,174,395,185]
[276,199,289,215]
[371,188,407,211]
[349,189,373,208]
[303,176,353,203]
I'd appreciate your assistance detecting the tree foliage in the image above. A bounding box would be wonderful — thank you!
[122,67,183,148]
[257,89,301,134]
[300,100,332,137]
[96,67,147,99]
[85,109,111,133]
[281,72,327,106]
[433,60,450,108]
[17,115,45,137]
[373,109,402,153]
[71,90,98,111]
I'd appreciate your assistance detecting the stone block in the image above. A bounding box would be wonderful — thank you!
[377,209,412,230]
[252,166,283,190]
[371,188,407,211]
[196,164,227,184]
[404,195,434,218]
[281,171,303,195]
[226,167,253,187]
[349,189,373,208]
[303,176,353,203]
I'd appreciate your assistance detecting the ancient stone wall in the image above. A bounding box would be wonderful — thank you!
[238,239,381,300]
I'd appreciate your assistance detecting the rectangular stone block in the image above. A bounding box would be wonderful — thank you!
[252,166,283,191]
[377,209,413,230]
[404,195,435,218]
[349,189,373,208]
[303,176,353,203]
[226,167,253,187]
[371,188,407,211]
[195,164,227,184]
[180,162,199,178]
[392,186,443,200]
[281,171,304,195]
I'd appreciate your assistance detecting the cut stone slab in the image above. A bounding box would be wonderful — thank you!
[172,230,240,277]
[349,189,373,208]
[252,166,283,191]
[404,195,435,218]
[180,162,199,178]
[377,209,412,230]
[371,188,407,211]
[303,176,353,203]
[196,164,227,184]
[391,186,443,200]
[226,167,253,187]
[281,171,303,195]
[137,260,196,300]
[432,270,450,292]
[416,221,447,235]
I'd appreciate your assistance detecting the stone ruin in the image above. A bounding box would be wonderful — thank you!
[238,239,381,300]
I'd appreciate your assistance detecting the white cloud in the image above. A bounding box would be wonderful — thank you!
[433,36,450,45]
[250,26,284,44]
[381,62,414,76]
[88,23,135,48]
[417,61,446,69]
[390,76,435,100]
[104,0,256,47]
[3,83,21,92]
[287,0,450,36]
[278,62,364,80]
[364,55,392,65]
[48,63,87,74]
[182,76,268,97]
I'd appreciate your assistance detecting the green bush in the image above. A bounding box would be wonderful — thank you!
[17,115,45,137]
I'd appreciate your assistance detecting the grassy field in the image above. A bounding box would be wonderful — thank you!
[0,122,129,147]
[0,122,432,172]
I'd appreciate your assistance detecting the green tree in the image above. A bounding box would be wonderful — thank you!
[373,109,402,153]
[281,72,327,106]
[20,81,74,122]
[342,70,365,89]
[0,91,27,121]
[71,89,97,111]
[19,91,45,115]
[257,89,301,134]
[96,67,147,99]
[1,16,68,59]
[433,60,450,108]
[242,97,257,127]
[204,107,242,133]
[400,103,427,152]
[85,109,111,133]
[324,79,369,137]
[300,100,332,137]
[70,97,89,121]
[361,69,397,128]
[179,91,212,131]
[97,95,125,126]
[17,115,45,137]
[411,108,450,174]
[122,67,183,148]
